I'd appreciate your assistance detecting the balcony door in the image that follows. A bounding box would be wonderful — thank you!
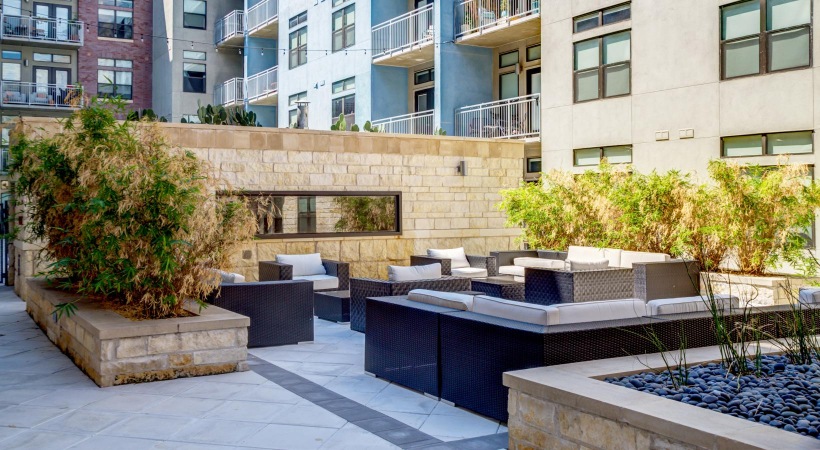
[526,67,540,95]
[415,87,434,112]
[34,3,71,41]
[415,0,433,8]
[34,66,70,105]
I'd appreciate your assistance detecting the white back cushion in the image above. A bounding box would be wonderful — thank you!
[388,263,442,281]
[646,294,738,316]
[276,253,326,277]
[471,295,558,326]
[408,289,474,310]
[552,299,646,324]
[567,259,610,271]
[620,251,670,269]
[567,246,622,267]
[427,247,470,269]
[214,269,245,284]
[513,257,566,270]
[293,274,339,291]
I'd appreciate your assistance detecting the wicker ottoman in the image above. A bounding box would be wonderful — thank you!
[314,290,350,323]
[470,277,526,301]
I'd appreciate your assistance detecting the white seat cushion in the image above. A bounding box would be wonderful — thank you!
[620,251,671,269]
[293,274,339,291]
[646,294,738,316]
[513,276,525,283]
[499,265,525,277]
[567,246,622,268]
[471,295,558,326]
[276,253,326,277]
[567,259,610,271]
[388,263,442,282]
[427,247,470,269]
[451,267,488,278]
[408,289,474,310]
[513,257,566,270]
[552,299,646,324]
[213,269,245,284]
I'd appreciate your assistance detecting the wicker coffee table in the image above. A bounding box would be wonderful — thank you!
[470,277,525,301]
[314,290,350,323]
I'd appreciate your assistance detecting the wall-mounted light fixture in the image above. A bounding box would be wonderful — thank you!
[456,160,467,176]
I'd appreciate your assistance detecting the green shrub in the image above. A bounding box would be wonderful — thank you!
[333,196,396,232]
[11,99,257,319]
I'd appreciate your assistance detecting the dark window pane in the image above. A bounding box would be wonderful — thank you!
[574,13,599,33]
[602,4,630,25]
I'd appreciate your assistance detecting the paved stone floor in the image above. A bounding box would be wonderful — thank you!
[0,287,507,449]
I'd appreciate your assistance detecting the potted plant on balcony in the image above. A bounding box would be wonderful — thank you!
[500,0,509,19]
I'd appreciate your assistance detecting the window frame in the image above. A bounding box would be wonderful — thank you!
[573,30,632,103]
[332,4,355,52]
[572,2,632,33]
[183,0,207,30]
[720,0,813,80]
[182,62,206,93]
[97,68,133,100]
[1,62,21,81]
[414,68,434,85]
[98,8,134,39]
[573,145,633,167]
[331,93,356,119]
[289,27,308,69]
[721,130,815,158]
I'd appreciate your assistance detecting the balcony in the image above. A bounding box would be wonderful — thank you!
[247,67,278,106]
[454,0,540,47]
[215,10,244,47]
[247,0,278,39]
[372,4,434,67]
[372,111,434,135]
[455,94,540,140]
[214,78,244,107]
[1,14,84,47]
[0,81,83,109]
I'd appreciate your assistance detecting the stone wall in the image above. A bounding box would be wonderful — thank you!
[11,119,525,284]
[25,279,249,387]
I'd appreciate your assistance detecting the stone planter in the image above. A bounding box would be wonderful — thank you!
[700,272,794,307]
[503,344,818,449]
[24,278,250,387]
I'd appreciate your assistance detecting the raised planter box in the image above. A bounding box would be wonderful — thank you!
[701,272,793,307]
[503,344,818,449]
[25,278,250,387]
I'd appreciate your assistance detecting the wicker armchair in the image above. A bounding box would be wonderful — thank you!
[409,254,498,277]
[633,260,701,301]
[349,276,471,333]
[258,259,350,291]
[525,266,634,305]
[206,280,314,348]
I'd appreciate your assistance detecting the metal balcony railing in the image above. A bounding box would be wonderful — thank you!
[372,111,434,135]
[455,94,540,139]
[247,66,278,101]
[215,10,244,45]
[247,0,278,33]
[372,4,434,59]
[455,0,540,38]
[1,14,84,44]
[0,81,83,108]
[214,78,245,106]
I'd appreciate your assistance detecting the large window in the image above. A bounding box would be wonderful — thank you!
[98,58,133,100]
[332,4,355,52]
[297,196,317,233]
[1,63,21,81]
[721,0,811,79]
[722,131,813,157]
[573,3,631,33]
[288,91,307,127]
[332,94,355,119]
[183,0,207,29]
[574,31,631,102]
[499,50,520,100]
[183,63,206,93]
[574,145,633,166]
[98,9,133,39]
[289,28,308,69]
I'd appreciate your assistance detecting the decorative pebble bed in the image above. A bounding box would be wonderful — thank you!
[606,355,820,439]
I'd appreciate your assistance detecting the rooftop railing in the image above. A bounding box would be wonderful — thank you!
[372,4,434,60]
[455,94,540,139]
[372,111,434,135]
[247,66,278,101]
[0,81,83,109]
[454,0,540,38]
[1,14,84,44]
[247,0,278,34]
[214,78,245,107]
[215,10,244,45]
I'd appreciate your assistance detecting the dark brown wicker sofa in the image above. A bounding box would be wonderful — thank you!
[206,280,314,348]
[410,250,498,278]
[259,258,350,292]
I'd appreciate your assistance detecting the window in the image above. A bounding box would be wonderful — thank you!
[332,77,355,94]
[499,50,519,68]
[414,68,434,85]
[34,53,71,63]
[721,0,811,79]
[1,51,21,60]
[574,31,631,102]
[98,9,133,39]
[183,63,206,93]
[574,146,632,166]
[183,51,206,60]
[722,131,813,157]
[183,0,206,29]
[332,94,355,119]
[527,157,542,173]
[526,45,541,61]
[332,0,349,6]
[98,58,131,68]
[288,92,307,126]
[182,114,201,124]
[98,69,132,100]
[2,0,22,15]
[289,28,308,69]
[332,4,355,52]
[99,0,133,7]
[573,3,631,33]
[297,196,317,233]
[499,51,520,100]
[289,11,307,28]
[1,63,21,81]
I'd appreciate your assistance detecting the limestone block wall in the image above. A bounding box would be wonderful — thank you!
[11,119,525,283]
